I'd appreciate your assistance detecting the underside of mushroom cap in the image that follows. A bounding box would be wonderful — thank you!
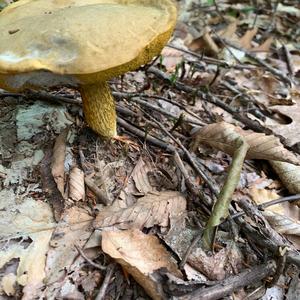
[0,0,176,91]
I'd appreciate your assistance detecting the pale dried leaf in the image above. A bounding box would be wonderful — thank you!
[132,157,155,195]
[94,191,186,230]
[263,211,300,236]
[102,229,182,300]
[45,207,94,284]
[161,47,184,72]
[0,191,55,299]
[192,122,299,165]
[69,167,85,201]
[252,37,273,53]
[51,128,69,198]
[1,273,16,296]
[250,188,300,246]
[266,93,300,147]
[270,161,300,204]
[239,27,258,50]
[218,20,238,41]
[250,187,284,214]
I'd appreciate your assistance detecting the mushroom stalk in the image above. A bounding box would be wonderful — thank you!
[80,82,117,138]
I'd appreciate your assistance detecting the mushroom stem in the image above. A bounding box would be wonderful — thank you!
[80,82,117,138]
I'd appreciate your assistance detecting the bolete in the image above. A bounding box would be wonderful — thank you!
[0,0,177,138]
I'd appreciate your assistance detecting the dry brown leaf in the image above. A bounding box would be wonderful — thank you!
[45,207,94,284]
[239,28,258,50]
[266,93,300,147]
[160,47,184,72]
[69,167,85,202]
[218,20,238,42]
[270,161,300,202]
[250,187,300,247]
[252,36,273,53]
[188,244,243,281]
[94,191,186,230]
[192,122,299,165]
[102,229,182,300]
[132,157,155,195]
[51,128,69,199]
[0,193,55,299]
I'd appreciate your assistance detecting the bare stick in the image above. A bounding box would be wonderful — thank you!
[75,244,106,270]
[95,263,116,300]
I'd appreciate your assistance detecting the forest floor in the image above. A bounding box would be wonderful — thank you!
[1,0,300,299]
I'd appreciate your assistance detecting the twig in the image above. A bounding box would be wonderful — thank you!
[84,177,111,205]
[95,263,116,300]
[220,39,292,86]
[179,233,202,269]
[137,105,219,197]
[283,44,294,77]
[117,116,178,153]
[75,244,106,270]
[238,197,290,247]
[166,44,256,70]
[174,151,212,207]
[129,96,203,126]
[229,194,300,221]
[239,221,300,268]
[147,66,271,135]
[183,261,276,300]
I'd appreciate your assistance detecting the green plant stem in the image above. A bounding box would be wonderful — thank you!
[202,137,249,250]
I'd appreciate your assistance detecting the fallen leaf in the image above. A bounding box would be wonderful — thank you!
[94,191,186,230]
[69,167,85,202]
[250,187,300,247]
[132,157,155,195]
[102,229,182,300]
[0,190,55,299]
[51,128,69,199]
[161,47,184,72]
[239,28,258,50]
[270,161,300,204]
[266,92,300,147]
[188,243,243,281]
[45,207,94,284]
[192,122,299,165]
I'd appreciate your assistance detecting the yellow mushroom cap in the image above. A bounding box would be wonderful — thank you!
[0,0,177,91]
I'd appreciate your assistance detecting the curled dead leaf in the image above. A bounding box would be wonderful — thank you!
[102,229,182,300]
[132,157,155,195]
[51,128,69,199]
[192,122,299,165]
[69,167,85,202]
[250,187,300,247]
[270,161,300,206]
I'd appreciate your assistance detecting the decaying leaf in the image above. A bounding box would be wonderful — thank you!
[0,190,56,299]
[270,161,300,206]
[45,207,94,284]
[51,128,69,199]
[188,243,243,281]
[69,167,85,202]
[250,188,300,242]
[192,122,299,165]
[215,21,273,64]
[132,157,155,195]
[102,229,182,300]
[266,94,300,147]
[94,191,186,230]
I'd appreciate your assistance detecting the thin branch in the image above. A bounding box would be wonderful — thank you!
[75,244,106,270]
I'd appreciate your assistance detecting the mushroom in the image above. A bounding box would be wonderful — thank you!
[0,0,177,138]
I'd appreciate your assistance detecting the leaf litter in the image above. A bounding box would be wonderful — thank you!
[1,1,300,299]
